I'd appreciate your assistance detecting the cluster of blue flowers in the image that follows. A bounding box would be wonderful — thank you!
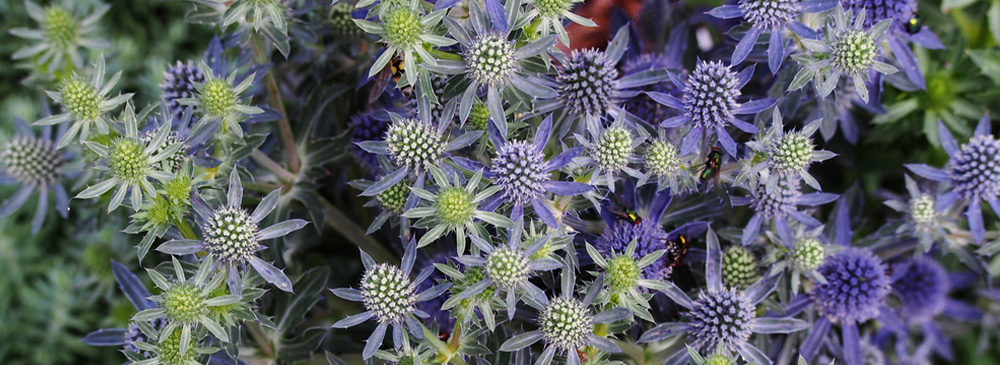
[2,0,999,363]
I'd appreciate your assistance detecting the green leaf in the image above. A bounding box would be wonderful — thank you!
[967,48,1000,84]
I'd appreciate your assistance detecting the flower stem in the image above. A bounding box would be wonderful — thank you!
[319,197,398,264]
[249,32,301,174]
[251,150,298,183]
[177,219,198,240]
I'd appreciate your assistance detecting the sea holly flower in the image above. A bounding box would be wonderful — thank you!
[161,61,206,122]
[653,59,776,156]
[789,3,898,104]
[330,241,451,360]
[640,227,809,363]
[132,256,238,355]
[9,0,110,75]
[499,265,630,364]
[126,160,199,260]
[708,0,834,73]
[185,0,292,56]
[350,174,411,234]
[523,0,595,46]
[428,0,558,136]
[761,225,835,295]
[454,234,562,323]
[744,110,836,193]
[127,325,218,365]
[721,245,759,290]
[352,0,454,87]
[178,61,263,139]
[0,117,71,234]
[575,113,647,191]
[156,169,308,293]
[883,175,954,253]
[799,247,891,365]
[77,103,182,212]
[404,165,514,251]
[585,240,666,322]
[454,115,592,228]
[734,174,838,246]
[638,130,698,193]
[34,54,133,148]
[841,0,945,88]
[905,116,1000,243]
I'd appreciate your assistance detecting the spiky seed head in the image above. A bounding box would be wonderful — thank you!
[157,327,198,365]
[749,176,801,218]
[644,139,682,178]
[593,126,633,173]
[468,101,491,130]
[739,0,798,28]
[61,78,102,122]
[842,0,917,30]
[384,118,445,173]
[203,206,261,266]
[684,61,741,131]
[558,49,618,117]
[435,187,475,227]
[0,136,64,189]
[948,134,1000,201]
[162,61,205,117]
[375,180,409,214]
[162,282,208,324]
[893,257,949,322]
[606,254,641,293]
[330,2,360,36]
[466,33,518,89]
[43,6,77,50]
[200,78,238,119]
[492,141,548,206]
[721,246,758,289]
[812,248,890,323]
[791,237,825,272]
[108,137,149,184]
[485,245,531,290]
[907,194,935,226]
[382,6,423,50]
[769,132,814,173]
[688,288,755,352]
[398,354,416,365]
[163,175,193,206]
[832,30,877,75]
[536,0,572,17]
[539,297,593,351]
[361,263,417,323]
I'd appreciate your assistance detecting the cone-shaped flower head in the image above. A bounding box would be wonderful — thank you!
[35,55,132,148]
[739,0,798,29]
[907,194,936,226]
[832,30,877,75]
[684,60,741,133]
[721,246,759,289]
[10,1,109,75]
[493,141,548,206]
[385,118,446,174]
[842,0,916,30]
[791,237,825,272]
[688,288,756,352]
[558,49,618,117]
[466,33,518,89]
[812,248,890,323]
[644,139,683,180]
[485,245,531,290]
[539,297,594,351]
[203,206,259,265]
[948,134,1000,200]
[161,61,205,119]
[383,6,423,49]
[749,176,801,218]
[376,180,409,214]
[0,135,63,189]
[179,62,262,137]
[362,262,417,323]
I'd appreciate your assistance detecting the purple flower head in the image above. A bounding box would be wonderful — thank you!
[348,109,391,172]
[812,247,890,324]
[843,0,916,30]
[906,116,1000,243]
[688,288,756,352]
[709,0,834,72]
[892,257,949,322]
[655,60,775,156]
[596,220,674,280]
[558,49,619,118]
[735,176,838,246]
[160,60,205,122]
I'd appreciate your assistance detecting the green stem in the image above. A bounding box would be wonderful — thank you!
[250,32,301,174]
[251,150,298,183]
[177,220,197,240]
[318,197,398,264]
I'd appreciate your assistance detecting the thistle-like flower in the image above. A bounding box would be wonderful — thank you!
[655,60,775,156]
[499,266,629,362]
[351,175,412,234]
[161,61,205,121]
[156,169,308,292]
[331,241,451,360]
[734,175,838,246]
[179,62,262,138]
[638,131,697,193]
[883,175,953,252]
[640,227,808,361]
[127,325,217,365]
[9,0,110,76]
[906,116,1000,243]
[762,225,833,295]
[744,110,836,192]
[35,55,133,147]
[132,256,238,356]
[523,0,594,45]
[455,234,561,321]
[0,117,71,234]
[586,240,667,321]
[841,0,944,88]
[721,246,759,289]
[708,0,834,72]
[576,113,647,191]
[353,0,454,86]
[348,109,392,172]
[77,103,181,212]
[790,3,898,103]
[404,165,514,251]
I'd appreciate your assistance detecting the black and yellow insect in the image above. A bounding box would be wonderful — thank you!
[368,54,414,102]
[664,235,689,270]
[698,147,723,183]
[905,16,921,34]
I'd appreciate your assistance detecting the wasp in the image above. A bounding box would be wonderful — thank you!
[609,194,642,225]
[368,54,414,103]
[905,16,921,34]
[663,234,690,270]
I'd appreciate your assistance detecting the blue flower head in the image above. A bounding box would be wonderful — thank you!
[558,49,619,118]
[736,175,838,246]
[906,116,1000,243]
[0,117,70,234]
[596,221,674,280]
[161,60,205,122]
[348,109,391,172]
[892,256,948,322]
[812,247,890,324]
[709,0,835,72]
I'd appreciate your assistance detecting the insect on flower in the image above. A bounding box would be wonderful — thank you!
[369,53,413,102]
[609,194,643,226]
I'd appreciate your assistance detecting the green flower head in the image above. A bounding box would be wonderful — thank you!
[35,55,132,148]
[10,0,110,77]
[179,62,263,138]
